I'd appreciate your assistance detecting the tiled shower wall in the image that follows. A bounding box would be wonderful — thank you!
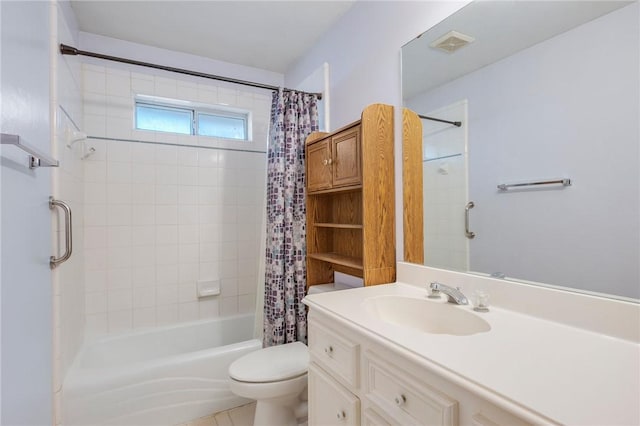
[81,63,269,337]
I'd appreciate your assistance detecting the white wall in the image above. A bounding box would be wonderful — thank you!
[81,63,268,338]
[285,1,469,261]
[405,4,639,298]
[1,1,53,424]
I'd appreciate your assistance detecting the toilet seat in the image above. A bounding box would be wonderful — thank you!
[229,341,309,383]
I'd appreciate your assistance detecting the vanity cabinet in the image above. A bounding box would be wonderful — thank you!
[305,104,395,287]
[307,310,533,426]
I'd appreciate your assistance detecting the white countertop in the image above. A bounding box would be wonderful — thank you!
[303,282,640,425]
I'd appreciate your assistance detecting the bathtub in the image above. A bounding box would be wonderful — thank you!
[63,314,261,426]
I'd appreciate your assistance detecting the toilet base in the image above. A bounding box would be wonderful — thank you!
[229,375,307,426]
[254,395,301,426]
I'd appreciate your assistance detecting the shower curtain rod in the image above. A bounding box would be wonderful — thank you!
[59,44,323,100]
[418,114,462,127]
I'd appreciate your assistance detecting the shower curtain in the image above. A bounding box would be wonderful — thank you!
[263,89,319,347]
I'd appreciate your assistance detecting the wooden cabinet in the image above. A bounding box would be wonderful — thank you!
[305,104,395,287]
[307,310,534,426]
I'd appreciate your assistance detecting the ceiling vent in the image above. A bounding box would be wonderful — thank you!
[430,30,475,53]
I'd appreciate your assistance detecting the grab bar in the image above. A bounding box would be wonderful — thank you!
[465,201,475,239]
[50,197,72,269]
[1,133,59,169]
[497,178,571,191]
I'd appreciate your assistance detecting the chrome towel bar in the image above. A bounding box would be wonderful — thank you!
[1,133,59,168]
[50,197,72,269]
[497,178,571,191]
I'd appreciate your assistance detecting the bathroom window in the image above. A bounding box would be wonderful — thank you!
[135,98,249,141]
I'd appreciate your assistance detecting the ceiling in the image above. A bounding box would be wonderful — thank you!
[402,1,632,99]
[70,1,355,74]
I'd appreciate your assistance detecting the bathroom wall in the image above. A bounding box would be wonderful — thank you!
[81,63,269,337]
[285,1,470,260]
[52,1,85,422]
[405,4,639,298]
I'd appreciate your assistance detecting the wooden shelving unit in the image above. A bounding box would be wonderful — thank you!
[305,104,395,288]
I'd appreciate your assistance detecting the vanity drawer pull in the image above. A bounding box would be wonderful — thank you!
[336,410,346,420]
[394,394,407,406]
[325,345,334,356]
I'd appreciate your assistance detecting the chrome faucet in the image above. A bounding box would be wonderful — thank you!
[428,282,469,305]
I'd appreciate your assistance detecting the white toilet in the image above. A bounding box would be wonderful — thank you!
[228,279,360,425]
[228,341,309,426]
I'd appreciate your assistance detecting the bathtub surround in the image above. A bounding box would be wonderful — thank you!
[263,90,319,347]
[81,63,269,337]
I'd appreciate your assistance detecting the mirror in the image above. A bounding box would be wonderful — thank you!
[401,1,639,301]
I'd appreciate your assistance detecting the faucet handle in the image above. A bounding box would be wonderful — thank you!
[427,281,442,299]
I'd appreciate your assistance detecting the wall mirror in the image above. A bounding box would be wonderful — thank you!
[401,0,639,301]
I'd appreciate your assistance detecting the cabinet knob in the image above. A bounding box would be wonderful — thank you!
[324,345,334,356]
[394,394,407,406]
[323,159,328,166]
[336,410,346,420]
[327,158,333,165]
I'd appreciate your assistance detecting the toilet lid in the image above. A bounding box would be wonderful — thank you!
[229,341,309,383]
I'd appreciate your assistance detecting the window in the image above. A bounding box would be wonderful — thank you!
[135,98,249,141]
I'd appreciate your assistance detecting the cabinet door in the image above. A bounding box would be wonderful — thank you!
[331,127,362,188]
[307,139,333,192]
[309,363,360,426]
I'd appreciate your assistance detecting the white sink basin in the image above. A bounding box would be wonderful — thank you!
[362,295,491,336]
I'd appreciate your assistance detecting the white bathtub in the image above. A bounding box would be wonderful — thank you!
[63,314,261,426]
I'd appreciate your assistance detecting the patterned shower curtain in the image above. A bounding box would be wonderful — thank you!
[263,89,319,347]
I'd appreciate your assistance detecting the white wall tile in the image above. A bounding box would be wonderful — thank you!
[178,283,197,303]
[85,292,107,314]
[133,307,156,329]
[83,64,268,337]
[108,288,132,312]
[133,286,156,308]
[199,298,219,319]
[156,304,178,325]
[83,69,106,95]
[106,72,131,98]
[132,226,156,246]
[108,310,132,333]
[156,225,178,245]
[107,267,132,289]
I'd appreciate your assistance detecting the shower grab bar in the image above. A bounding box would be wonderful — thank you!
[465,201,475,239]
[1,133,59,169]
[497,178,571,191]
[50,197,72,269]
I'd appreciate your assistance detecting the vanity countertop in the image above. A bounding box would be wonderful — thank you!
[303,282,640,425]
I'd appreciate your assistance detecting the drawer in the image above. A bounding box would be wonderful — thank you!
[364,350,458,426]
[309,319,359,388]
[309,362,360,426]
[362,408,393,426]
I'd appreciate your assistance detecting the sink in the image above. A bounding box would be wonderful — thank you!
[362,296,491,336]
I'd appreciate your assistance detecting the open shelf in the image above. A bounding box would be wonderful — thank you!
[307,252,364,270]
[314,223,363,229]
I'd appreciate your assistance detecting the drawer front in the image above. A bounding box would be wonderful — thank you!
[364,350,458,426]
[362,408,393,426]
[309,320,359,388]
[309,363,360,426]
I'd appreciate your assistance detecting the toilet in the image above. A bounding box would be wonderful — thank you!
[228,341,309,426]
[228,279,359,426]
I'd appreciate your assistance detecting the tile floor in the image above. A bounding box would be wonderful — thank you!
[179,403,256,426]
